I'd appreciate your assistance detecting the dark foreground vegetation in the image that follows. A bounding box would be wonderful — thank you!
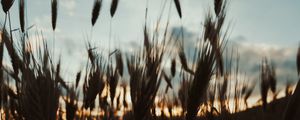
[0,0,300,120]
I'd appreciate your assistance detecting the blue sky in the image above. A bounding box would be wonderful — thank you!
[1,0,300,86]
[2,0,300,46]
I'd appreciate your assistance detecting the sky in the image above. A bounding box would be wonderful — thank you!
[1,0,300,90]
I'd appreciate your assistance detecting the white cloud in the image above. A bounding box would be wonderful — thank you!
[61,0,77,16]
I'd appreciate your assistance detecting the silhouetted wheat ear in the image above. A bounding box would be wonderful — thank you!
[283,78,300,120]
[174,0,182,18]
[163,71,173,89]
[269,64,277,94]
[51,0,57,31]
[214,0,222,16]
[144,25,151,52]
[171,58,176,77]
[75,71,81,88]
[65,86,78,120]
[244,83,255,108]
[115,51,123,76]
[110,0,119,17]
[91,0,102,26]
[1,28,22,75]
[1,0,15,13]
[260,59,270,111]
[19,0,25,32]
[283,47,300,120]
[178,47,193,74]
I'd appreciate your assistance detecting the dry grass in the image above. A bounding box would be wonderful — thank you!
[0,0,299,120]
[283,79,300,120]
[260,58,277,111]
[283,45,300,120]
[0,28,62,119]
[83,45,106,110]
[186,42,218,120]
[127,25,166,119]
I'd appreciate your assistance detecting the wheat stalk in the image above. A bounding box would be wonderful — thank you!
[297,45,300,75]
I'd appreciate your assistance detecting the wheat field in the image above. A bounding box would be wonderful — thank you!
[0,0,299,120]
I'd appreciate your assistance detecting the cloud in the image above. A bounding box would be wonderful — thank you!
[61,0,77,16]
[171,26,199,57]
[121,24,299,88]
[32,15,62,34]
[170,26,298,90]
[227,37,298,87]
